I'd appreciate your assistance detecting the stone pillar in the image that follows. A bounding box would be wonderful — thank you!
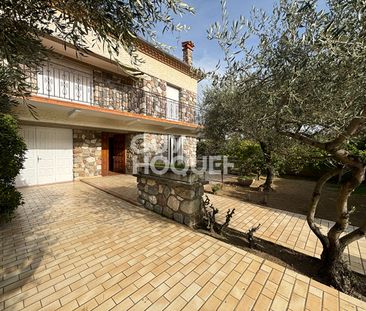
[73,129,102,178]
[135,167,205,228]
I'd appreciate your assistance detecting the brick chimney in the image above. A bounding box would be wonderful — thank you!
[182,41,195,66]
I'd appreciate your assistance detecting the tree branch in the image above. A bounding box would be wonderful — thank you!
[340,221,366,247]
[325,104,366,151]
[307,167,343,248]
[279,131,326,150]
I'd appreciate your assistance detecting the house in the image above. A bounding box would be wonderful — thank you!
[14,35,202,187]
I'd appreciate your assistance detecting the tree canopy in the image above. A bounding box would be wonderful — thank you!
[206,0,366,291]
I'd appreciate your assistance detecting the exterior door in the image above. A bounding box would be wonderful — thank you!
[101,133,126,175]
[16,126,73,187]
[113,134,125,173]
[166,85,180,120]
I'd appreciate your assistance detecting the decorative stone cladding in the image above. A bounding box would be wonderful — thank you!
[125,133,197,173]
[92,69,196,123]
[125,133,168,174]
[73,129,102,178]
[140,75,167,119]
[93,71,143,114]
[183,136,197,167]
[135,168,204,228]
[180,89,197,123]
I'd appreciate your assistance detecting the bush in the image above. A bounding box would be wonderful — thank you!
[0,114,26,222]
[225,138,264,176]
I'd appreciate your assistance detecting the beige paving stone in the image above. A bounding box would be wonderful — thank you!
[254,294,273,311]
[200,294,223,311]
[236,294,256,311]
[218,294,239,311]
[0,181,364,311]
[164,282,186,302]
[164,297,187,311]
[271,294,289,311]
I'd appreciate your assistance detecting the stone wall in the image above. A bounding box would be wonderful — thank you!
[180,89,197,123]
[125,132,169,174]
[136,168,204,228]
[92,69,197,123]
[141,75,167,119]
[183,136,197,167]
[73,129,102,178]
[93,71,142,113]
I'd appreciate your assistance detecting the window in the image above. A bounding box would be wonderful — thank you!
[168,135,184,165]
[166,85,180,120]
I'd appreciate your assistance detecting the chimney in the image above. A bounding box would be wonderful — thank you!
[182,41,195,66]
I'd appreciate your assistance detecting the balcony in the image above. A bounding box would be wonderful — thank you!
[27,62,199,124]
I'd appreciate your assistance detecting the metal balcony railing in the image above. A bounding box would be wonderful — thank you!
[28,62,200,124]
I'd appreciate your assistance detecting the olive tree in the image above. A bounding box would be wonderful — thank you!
[208,0,366,291]
[202,86,314,190]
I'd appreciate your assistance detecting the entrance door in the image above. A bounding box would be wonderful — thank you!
[113,135,125,173]
[101,133,126,175]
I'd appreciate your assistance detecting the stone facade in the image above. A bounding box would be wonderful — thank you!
[136,168,204,228]
[125,132,197,173]
[92,69,196,123]
[180,89,197,123]
[125,132,168,174]
[140,75,167,119]
[93,71,143,113]
[183,136,197,167]
[73,129,102,178]
[72,130,196,178]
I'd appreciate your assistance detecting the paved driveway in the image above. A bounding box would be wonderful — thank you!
[82,175,366,276]
[0,182,365,310]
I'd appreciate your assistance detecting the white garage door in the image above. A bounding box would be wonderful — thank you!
[16,126,73,187]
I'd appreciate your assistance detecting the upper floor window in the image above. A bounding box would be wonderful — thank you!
[166,85,180,121]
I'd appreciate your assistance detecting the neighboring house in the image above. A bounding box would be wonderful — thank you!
[14,35,202,187]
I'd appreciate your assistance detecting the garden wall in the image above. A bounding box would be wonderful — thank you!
[135,167,205,228]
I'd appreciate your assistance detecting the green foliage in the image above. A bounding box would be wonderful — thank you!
[0,184,23,223]
[0,114,26,222]
[225,138,264,176]
[196,139,223,156]
[211,183,222,194]
[207,0,366,164]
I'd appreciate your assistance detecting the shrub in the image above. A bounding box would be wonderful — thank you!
[225,138,264,176]
[0,114,26,222]
[211,183,222,194]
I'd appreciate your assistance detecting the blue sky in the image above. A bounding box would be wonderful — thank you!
[156,0,273,71]
[154,0,274,93]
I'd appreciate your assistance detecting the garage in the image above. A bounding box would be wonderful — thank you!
[16,126,73,187]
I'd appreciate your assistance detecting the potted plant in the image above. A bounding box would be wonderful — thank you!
[237,175,255,187]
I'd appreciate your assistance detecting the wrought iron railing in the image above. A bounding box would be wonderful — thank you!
[28,62,200,124]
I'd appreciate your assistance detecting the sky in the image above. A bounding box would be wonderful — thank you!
[154,0,274,94]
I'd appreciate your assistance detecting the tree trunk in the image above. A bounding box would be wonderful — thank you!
[259,141,274,191]
[310,165,366,292]
[319,243,353,292]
